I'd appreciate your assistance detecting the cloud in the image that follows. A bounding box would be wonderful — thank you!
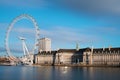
[40,26,109,49]
[0,23,8,30]
[7,26,37,41]
[2,0,120,15]
[40,25,120,49]
[85,26,120,36]
[40,26,100,44]
[0,45,26,57]
[0,0,48,8]
[0,46,22,53]
[0,47,6,52]
[48,0,120,15]
[1,25,119,51]
[95,27,120,35]
[0,23,36,40]
[12,27,35,34]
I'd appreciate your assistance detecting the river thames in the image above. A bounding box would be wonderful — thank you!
[0,66,120,80]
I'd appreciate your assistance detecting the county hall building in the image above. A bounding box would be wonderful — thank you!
[35,38,120,66]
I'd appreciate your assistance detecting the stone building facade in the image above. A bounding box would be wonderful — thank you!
[38,38,51,52]
[35,47,120,66]
[92,48,120,65]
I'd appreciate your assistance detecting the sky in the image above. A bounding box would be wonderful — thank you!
[0,0,120,56]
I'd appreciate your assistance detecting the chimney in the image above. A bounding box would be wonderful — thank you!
[91,46,93,52]
[109,46,112,51]
[103,46,105,51]
[76,42,79,51]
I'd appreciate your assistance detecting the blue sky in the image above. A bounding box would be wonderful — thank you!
[0,0,120,56]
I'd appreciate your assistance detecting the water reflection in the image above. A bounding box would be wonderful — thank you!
[0,66,120,80]
[83,67,120,80]
[83,67,94,80]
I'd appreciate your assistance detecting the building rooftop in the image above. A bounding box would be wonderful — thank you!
[37,47,120,55]
[93,47,120,52]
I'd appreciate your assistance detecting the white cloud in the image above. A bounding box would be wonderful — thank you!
[12,27,35,34]
[40,26,100,44]
[89,26,120,35]
[0,0,48,9]
[50,0,120,15]
[39,26,107,49]
[0,23,8,30]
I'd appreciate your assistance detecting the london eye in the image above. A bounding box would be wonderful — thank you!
[5,14,40,63]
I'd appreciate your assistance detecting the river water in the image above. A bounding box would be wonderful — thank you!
[0,66,120,80]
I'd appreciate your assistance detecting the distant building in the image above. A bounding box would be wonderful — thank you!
[0,57,9,63]
[38,38,51,52]
[35,47,120,66]
[35,38,120,66]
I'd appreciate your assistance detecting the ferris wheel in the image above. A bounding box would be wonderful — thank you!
[5,14,40,60]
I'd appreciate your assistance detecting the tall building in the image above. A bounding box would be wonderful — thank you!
[38,38,51,52]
